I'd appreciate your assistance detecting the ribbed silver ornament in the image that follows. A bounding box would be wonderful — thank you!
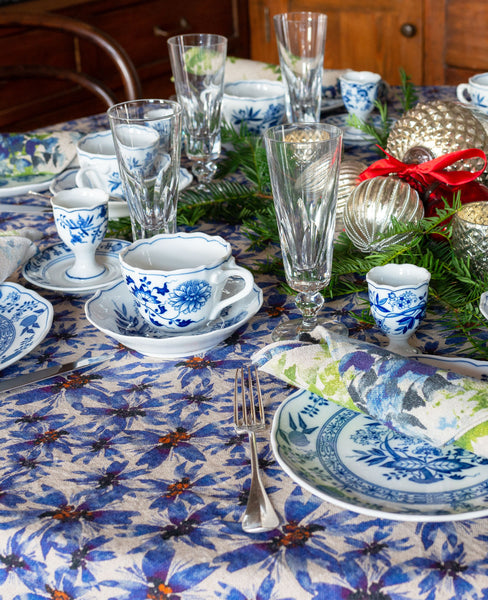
[343,176,424,253]
[336,160,367,220]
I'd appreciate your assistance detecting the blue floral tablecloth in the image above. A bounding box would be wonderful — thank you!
[1,87,488,600]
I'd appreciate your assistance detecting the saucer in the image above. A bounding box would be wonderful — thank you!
[22,238,130,296]
[49,167,193,219]
[85,278,263,358]
[324,113,382,144]
[0,282,53,371]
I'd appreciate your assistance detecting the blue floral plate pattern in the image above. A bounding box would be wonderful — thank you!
[272,355,488,521]
[0,281,53,370]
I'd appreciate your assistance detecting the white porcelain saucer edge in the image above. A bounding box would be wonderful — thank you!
[22,238,130,296]
[85,278,263,359]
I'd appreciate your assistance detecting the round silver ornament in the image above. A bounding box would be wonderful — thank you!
[343,176,424,253]
[336,159,367,220]
[386,100,488,178]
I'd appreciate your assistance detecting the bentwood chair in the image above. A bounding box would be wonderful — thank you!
[0,11,142,130]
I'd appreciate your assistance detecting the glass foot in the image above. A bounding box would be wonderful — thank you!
[271,318,348,342]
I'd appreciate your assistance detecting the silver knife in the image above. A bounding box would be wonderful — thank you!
[0,204,51,214]
[0,352,116,393]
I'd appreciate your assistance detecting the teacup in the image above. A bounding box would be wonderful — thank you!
[51,188,109,280]
[119,232,255,332]
[366,263,431,356]
[222,80,286,135]
[457,73,488,113]
[339,70,382,123]
[75,130,124,198]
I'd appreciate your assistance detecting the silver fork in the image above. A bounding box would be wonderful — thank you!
[234,365,280,533]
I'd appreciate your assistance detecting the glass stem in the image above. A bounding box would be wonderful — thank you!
[295,290,324,333]
[192,160,218,186]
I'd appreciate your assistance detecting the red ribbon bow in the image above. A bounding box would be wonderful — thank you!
[359,147,487,188]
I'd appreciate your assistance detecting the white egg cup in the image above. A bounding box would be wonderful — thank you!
[51,188,109,281]
[366,263,431,356]
[339,70,381,123]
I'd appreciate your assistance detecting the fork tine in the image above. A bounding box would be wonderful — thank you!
[241,367,249,427]
[247,367,256,424]
[254,366,265,427]
[233,368,240,427]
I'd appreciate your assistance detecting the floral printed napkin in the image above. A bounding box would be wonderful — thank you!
[0,131,79,186]
[0,229,40,283]
[253,326,488,458]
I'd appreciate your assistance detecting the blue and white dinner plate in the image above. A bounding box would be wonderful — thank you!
[272,356,488,522]
[0,282,53,370]
[85,278,263,358]
[23,238,130,296]
[49,167,193,219]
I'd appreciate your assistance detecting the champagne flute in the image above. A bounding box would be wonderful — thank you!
[168,33,227,187]
[264,123,343,341]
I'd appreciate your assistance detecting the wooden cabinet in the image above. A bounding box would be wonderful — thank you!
[248,0,488,86]
[0,0,249,130]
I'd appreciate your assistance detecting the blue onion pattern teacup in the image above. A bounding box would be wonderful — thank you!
[51,188,109,280]
[75,130,124,199]
[119,232,255,332]
[339,70,382,123]
[366,263,431,356]
[222,80,286,135]
[457,73,488,113]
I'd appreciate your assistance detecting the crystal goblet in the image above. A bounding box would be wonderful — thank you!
[264,123,343,341]
[167,33,227,187]
[366,263,431,356]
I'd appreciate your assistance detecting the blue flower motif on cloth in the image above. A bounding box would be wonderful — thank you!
[168,279,211,314]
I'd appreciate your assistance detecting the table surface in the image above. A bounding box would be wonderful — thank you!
[1,86,488,600]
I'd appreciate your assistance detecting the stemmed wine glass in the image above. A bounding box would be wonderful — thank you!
[264,123,343,341]
[167,33,227,187]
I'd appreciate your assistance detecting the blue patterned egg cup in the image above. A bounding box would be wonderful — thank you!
[75,130,124,199]
[119,232,255,333]
[366,263,431,356]
[222,80,286,135]
[51,188,109,280]
[339,71,382,123]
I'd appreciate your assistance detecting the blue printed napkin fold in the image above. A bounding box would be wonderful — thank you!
[253,327,488,458]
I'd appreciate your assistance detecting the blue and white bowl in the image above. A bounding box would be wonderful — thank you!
[222,80,286,135]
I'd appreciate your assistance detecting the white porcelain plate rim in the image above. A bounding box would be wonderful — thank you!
[271,354,488,522]
[0,281,53,370]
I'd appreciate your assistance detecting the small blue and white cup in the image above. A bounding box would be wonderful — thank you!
[75,130,124,199]
[339,70,382,123]
[222,80,286,135]
[366,263,431,356]
[51,188,109,280]
[119,232,255,332]
[457,73,488,113]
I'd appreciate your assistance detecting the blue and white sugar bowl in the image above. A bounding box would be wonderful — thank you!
[222,80,286,135]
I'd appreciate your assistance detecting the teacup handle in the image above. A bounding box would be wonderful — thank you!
[456,83,472,104]
[208,264,254,320]
[75,167,106,190]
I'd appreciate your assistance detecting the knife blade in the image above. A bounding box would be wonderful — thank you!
[0,352,116,393]
[0,204,51,214]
